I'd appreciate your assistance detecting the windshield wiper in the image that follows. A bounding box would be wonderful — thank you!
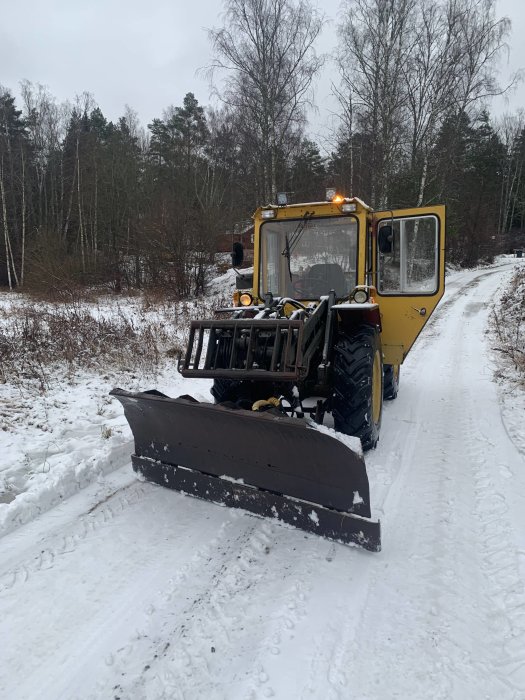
[282,234,292,282]
[282,211,313,282]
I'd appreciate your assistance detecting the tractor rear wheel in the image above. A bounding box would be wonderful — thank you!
[332,325,383,450]
[383,364,400,400]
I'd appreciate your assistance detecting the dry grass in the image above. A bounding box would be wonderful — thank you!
[0,291,231,390]
[490,267,525,382]
[0,302,170,388]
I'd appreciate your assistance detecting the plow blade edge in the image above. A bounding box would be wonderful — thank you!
[110,388,381,551]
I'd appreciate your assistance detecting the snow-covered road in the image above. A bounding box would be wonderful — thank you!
[2,263,525,700]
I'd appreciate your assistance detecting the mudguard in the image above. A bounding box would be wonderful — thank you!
[110,388,381,551]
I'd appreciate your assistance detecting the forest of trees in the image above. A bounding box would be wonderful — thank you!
[1,0,524,296]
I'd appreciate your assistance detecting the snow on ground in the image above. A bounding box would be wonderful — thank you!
[0,362,217,537]
[0,287,230,536]
[1,370,131,529]
[1,258,525,699]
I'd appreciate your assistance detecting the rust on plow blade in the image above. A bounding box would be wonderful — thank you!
[110,388,381,552]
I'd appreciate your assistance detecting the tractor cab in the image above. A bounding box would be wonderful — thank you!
[232,191,445,366]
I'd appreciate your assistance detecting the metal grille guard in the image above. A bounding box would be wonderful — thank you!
[179,299,328,381]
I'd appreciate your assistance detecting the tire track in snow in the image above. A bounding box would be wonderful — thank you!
[3,489,263,700]
[309,265,524,700]
[329,396,462,698]
[362,264,516,522]
[67,515,262,700]
[0,479,148,594]
[103,517,322,700]
[460,383,525,695]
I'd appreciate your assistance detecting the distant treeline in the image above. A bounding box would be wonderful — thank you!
[0,0,523,295]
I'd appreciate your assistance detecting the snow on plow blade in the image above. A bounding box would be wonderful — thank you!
[110,389,381,552]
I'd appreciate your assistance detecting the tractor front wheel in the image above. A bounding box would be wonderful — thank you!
[211,378,271,410]
[211,378,239,404]
[332,326,383,450]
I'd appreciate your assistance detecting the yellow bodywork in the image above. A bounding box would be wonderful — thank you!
[248,198,445,367]
[374,206,445,364]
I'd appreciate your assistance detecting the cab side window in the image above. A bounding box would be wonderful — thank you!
[377,216,438,295]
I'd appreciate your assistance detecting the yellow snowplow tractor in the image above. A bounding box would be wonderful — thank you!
[112,194,445,552]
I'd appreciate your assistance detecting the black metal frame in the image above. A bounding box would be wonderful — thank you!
[181,318,304,380]
[179,297,330,382]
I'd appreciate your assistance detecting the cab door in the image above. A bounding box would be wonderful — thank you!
[373,206,445,365]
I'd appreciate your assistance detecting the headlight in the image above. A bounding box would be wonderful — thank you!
[353,289,368,304]
[341,202,357,213]
[240,293,253,306]
[261,209,276,219]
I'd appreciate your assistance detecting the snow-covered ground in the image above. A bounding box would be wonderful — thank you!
[1,259,524,699]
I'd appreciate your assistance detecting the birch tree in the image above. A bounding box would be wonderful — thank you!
[407,0,511,205]
[337,0,417,207]
[208,0,324,203]
[21,81,64,231]
[336,0,511,208]
[497,112,525,236]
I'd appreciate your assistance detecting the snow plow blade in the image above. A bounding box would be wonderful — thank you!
[110,388,381,552]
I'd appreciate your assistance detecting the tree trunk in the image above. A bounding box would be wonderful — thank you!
[20,144,26,285]
[76,137,86,273]
[64,161,76,240]
[416,151,429,207]
[0,159,13,290]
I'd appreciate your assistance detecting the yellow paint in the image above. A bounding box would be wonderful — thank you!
[252,397,281,411]
[374,206,446,364]
[250,199,446,366]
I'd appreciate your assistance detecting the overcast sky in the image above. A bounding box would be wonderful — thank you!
[1,0,524,141]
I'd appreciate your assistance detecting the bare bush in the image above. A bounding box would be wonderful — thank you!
[490,267,525,381]
[0,291,232,389]
[0,302,174,387]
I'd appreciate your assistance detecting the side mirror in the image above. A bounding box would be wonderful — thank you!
[378,225,394,254]
[231,241,244,267]
[236,272,253,289]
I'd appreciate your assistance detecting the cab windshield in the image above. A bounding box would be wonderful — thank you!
[260,216,358,299]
